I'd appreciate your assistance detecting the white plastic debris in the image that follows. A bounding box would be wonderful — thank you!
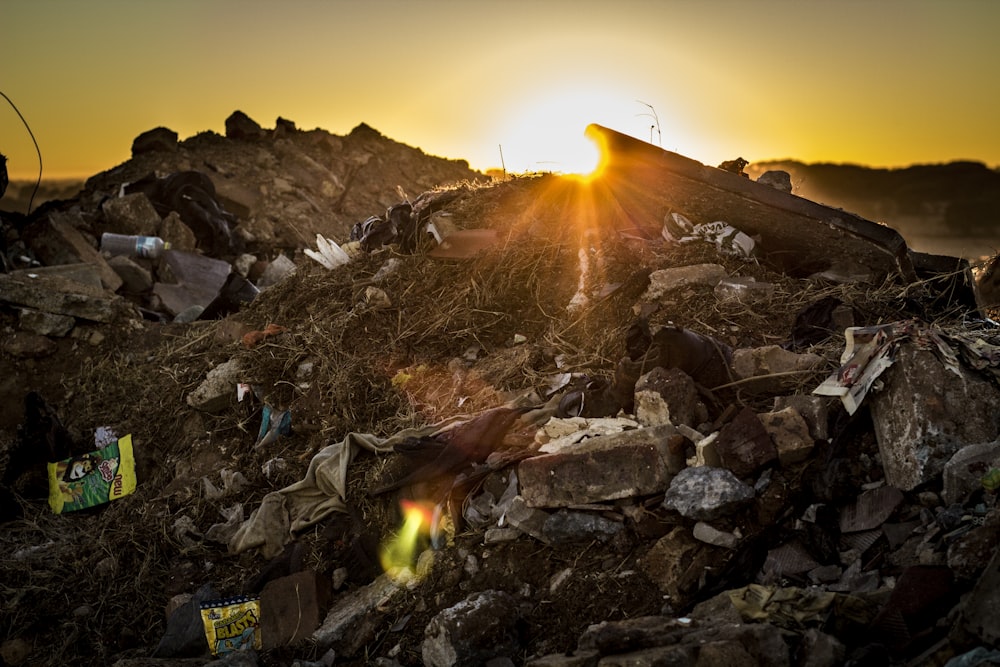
[304,233,351,269]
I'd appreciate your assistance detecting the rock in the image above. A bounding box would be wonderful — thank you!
[757,170,793,193]
[869,344,1000,490]
[257,254,297,289]
[577,615,688,653]
[662,466,755,522]
[101,192,162,236]
[692,521,740,549]
[524,650,600,666]
[772,395,833,442]
[312,574,402,651]
[641,264,728,301]
[947,510,1000,582]
[758,407,814,465]
[731,345,822,392]
[634,367,703,428]
[505,496,551,543]
[225,110,264,140]
[152,583,216,658]
[640,527,716,605]
[23,210,123,291]
[160,211,199,252]
[18,308,75,337]
[131,126,179,155]
[2,331,57,358]
[713,407,778,479]
[260,570,331,648]
[421,590,521,667]
[0,271,123,322]
[186,359,244,413]
[107,255,154,293]
[838,485,904,533]
[518,425,683,508]
[713,276,775,304]
[542,510,623,544]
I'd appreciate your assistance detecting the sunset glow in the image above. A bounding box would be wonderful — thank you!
[2,1,999,181]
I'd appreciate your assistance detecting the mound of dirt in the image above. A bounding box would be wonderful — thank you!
[2,115,999,667]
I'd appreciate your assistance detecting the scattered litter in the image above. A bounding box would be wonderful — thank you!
[47,434,137,513]
[199,595,261,656]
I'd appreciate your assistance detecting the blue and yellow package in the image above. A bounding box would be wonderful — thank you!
[200,596,262,656]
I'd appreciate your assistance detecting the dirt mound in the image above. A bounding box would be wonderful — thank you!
[1,118,998,667]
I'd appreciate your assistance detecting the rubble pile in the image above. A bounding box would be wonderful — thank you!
[2,117,1000,667]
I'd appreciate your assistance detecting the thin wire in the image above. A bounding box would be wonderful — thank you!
[0,90,43,215]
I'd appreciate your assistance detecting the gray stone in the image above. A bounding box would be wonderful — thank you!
[596,645,694,666]
[0,271,123,322]
[186,359,244,413]
[731,345,822,393]
[101,192,161,236]
[692,521,739,549]
[542,510,623,544]
[942,440,1000,505]
[422,590,521,667]
[2,332,57,359]
[312,574,401,650]
[577,615,688,653]
[518,425,683,508]
[18,308,75,337]
[757,170,792,193]
[505,496,550,543]
[257,254,297,289]
[24,211,123,291]
[160,211,198,252]
[686,622,791,667]
[662,466,755,522]
[869,344,1000,490]
[107,255,153,293]
[641,264,728,302]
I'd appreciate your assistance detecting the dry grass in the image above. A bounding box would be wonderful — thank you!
[1,174,989,666]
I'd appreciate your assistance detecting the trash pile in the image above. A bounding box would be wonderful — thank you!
[2,117,1000,667]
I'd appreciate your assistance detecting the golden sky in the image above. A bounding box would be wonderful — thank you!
[2,0,999,180]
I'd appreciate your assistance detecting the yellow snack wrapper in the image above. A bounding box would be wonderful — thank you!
[200,596,262,656]
[47,434,137,514]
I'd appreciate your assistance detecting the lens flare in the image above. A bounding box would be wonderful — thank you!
[379,499,436,582]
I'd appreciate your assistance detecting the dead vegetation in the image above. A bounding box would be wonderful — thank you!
[0,169,985,666]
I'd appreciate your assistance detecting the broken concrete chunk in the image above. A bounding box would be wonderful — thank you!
[160,211,198,252]
[758,406,814,466]
[714,407,778,478]
[641,263,728,302]
[504,496,550,543]
[518,425,682,508]
[869,343,1000,490]
[0,271,123,323]
[107,255,153,294]
[772,395,834,443]
[421,590,521,667]
[662,466,755,521]
[186,359,244,413]
[18,308,75,337]
[131,126,179,155]
[732,345,823,392]
[23,211,123,291]
[692,521,740,549]
[101,192,161,236]
[542,510,623,544]
[634,366,703,428]
[757,170,793,193]
[312,574,401,651]
[639,526,714,606]
[2,332,57,358]
[577,615,688,653]
[257,254,297,289]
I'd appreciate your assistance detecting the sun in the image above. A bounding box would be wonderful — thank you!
[493,85,656,177]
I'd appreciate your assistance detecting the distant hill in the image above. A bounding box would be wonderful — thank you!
[746,160,1000,241]
[0,179,85,216]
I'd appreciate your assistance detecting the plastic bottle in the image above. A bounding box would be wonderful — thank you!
[100,233,171,259]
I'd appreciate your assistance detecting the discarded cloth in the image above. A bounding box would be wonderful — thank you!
[662,212,755,258]
[229,426,440,558]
